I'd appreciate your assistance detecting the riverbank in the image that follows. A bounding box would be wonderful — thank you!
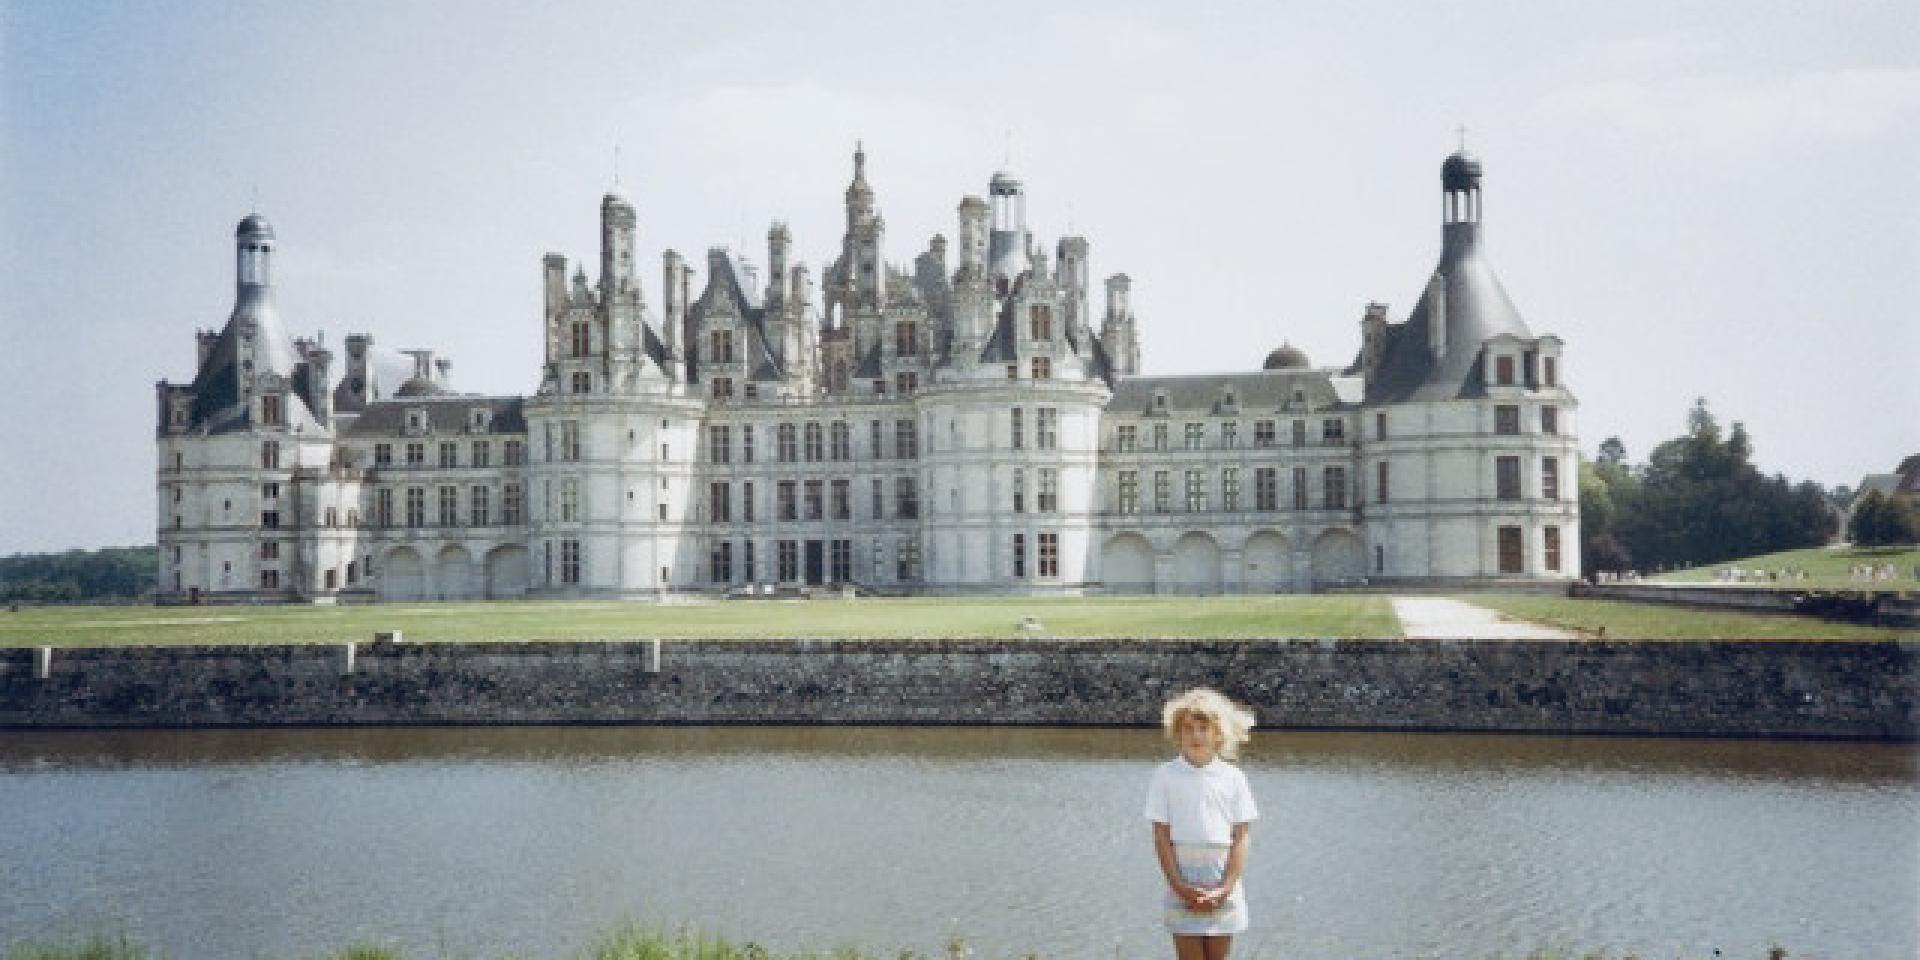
[2,638,1913,739]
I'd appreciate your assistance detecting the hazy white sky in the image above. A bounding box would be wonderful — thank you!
[3,0,1916,553]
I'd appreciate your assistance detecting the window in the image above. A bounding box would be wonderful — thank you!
[571,371,592,394]
[1007,364,1019,381]
[1223,468,1240,511]
[742,482,755,522]
[1012,533,1027,578]
[743,541,757,582]
[896,537,921,581]
[1037,468,1058,512]
[869,421,883,460]
[439,442,457,468]
[1253,421,1275,448]
[1542,406,1559,436]
[471,441,490,468]
[832,478,851,520]
[561,421,581,461]
[503,484,523,525]
[1186,469,1207,511]
[1037,408,1058,450]
[1544,356,1558,387]
[262,441,281,470]
[504,440,525,465]
[894,371,917,395]
[1118,471,1140,513]
[1498,526,1524,573]
[572,322,591,358]
[1038,533,1059,578]
[711,329,735,364]
[471,486,491,526]
[777,423,798,462]
[405,486,425,527]
[830,422,851,460]
[1543,457,1560,500]
[830,539,852,582]
[895,476,919,518]
[871,477,885,520]
[261,541,280,560]
[1116,424,1137,452]
[377,488,394,527]
[710,482,731,523]
[1496,456,1522,500]
[1153,471,1171,513]
[1027,305,1052,340]
[260,394,282,426]
[406,442,425,466]
[374,443,393,467]
[1545,527,1562,572]
[324,506,338,527]
[711,541,734,583]
[1031,356,1051,380]
[894,321,919,357]
[804,422,824,462]
[804,479,824,520]
[560,478,579,521]
[1185,423,1205,450]
[1221,422,1238,449]
[711,377,734,400]
[1152,423,1169,451]
[1322,419,1346,444]
[1495,355,1516,386]
[710,425,732,463]
[1012,469,1026,513]
[1495,405,1520,435]
[895,420,918,459]
[1323,467,1348,509]
[1377,461,1390,503]
[260,569,280,589]
[1292,467,1309,510]
[778,481,798,521]
[561,539,581,584]
[1376,412,1388,440]
[439,485,458,526]
[1255,468,1278,511]
[262,482,280,500]
[1011,408,1024,450]
[778,540,799,582]
[741,425,755,463]
[1291,420,1307,448]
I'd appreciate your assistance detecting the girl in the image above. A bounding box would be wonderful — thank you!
[1144,687,1259,960]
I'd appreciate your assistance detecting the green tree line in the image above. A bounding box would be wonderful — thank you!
[0,546,156,605]
[1580,399,1849,574]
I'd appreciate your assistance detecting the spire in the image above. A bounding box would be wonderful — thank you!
[846,140,873,203]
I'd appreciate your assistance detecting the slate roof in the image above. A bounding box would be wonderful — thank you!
[1106,369,1360,415]
[338,396,528,438]
[187,284,327,435]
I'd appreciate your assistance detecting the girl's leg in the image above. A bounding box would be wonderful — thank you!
[1171,935,1208,960]
[1201,935,1233,960]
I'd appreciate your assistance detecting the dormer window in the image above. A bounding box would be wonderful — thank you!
[1543,355,1558,388]
[1221,388,1238,411]
[260,394,282,426]
[469,408,491,431]
[1153,391,1168,414]
[1495,355,1516,386]
[405,408,428,434]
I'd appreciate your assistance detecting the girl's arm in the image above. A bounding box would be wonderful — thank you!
[1152,821,1204,908]
[1215,821,1251,899]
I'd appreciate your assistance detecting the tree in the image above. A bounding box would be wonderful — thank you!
[1851,489,1920,546]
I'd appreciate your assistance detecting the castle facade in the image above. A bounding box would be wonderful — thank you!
[155,147,1579,602]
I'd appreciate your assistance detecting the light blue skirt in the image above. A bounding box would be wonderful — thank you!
[1162,842,1248,936]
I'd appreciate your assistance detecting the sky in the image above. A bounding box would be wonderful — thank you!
[2,0,1916,554]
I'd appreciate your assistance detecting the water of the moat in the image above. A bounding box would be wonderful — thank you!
[1,726,1913,959]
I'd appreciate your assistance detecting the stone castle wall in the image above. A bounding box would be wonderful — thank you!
[1,639,1913,739]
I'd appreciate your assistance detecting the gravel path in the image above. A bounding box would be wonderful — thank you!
[1390,596,1585,639]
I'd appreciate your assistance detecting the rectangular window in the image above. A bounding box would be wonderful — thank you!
[262,481,280,500]
[1377,461,1390,503]
[1221,422,1238,449]
[777,424,798,462]
[504,440,525,466]
[1153,471,1171,513]
[262,441,281,470]
[895,420,918,459]
[1118,471,1140,514]
[1186,469,1208,512]
[1028,304,1052,340]
[742,481,755,523]
[439,485,458,526]
[1038,533,1059,579]
[1254,421,1276,448]
[1011,408,1024,450]
[741,425,755,464]
[1153,423,1169,451]
[503,485,522,525]
[1544,526,1562,572]
[871,478,885,520]
[471,486,490,526]
[805,422,824,462]
[471,441,490,468]
[561,421,581,461]
[1496,456,1522,500]
[1184,423,1205,450]
[1012,468,1026,513]
[261,568,280,589]
[894,371,917,396]
[1012,533,1027,578]
[777,540,799,582]
[406,442,425,466]
[1544,356,1558,387]
[1498,526,1524,573]
[743,541,757,582]
[261,541,280,560]
[1037,408,1058,450]
[1007,364,1019,381]
[572,322,591,358]
[896,537,920,581]
[711,329,735,364]
[1292,420,1307,448]
[869,421,884,460]
[377,488,394,527]
[561,539,581,584]
[405,486,425,527]
[1031,356,1051,380]
[830,422,851,460]
[895,476,919,519]
[1542,456,1560,501]
[778,481,798,522]
[1037,468,1058,513]
[1376,412,1388,440]
[895,321,919,357]
[1323,467,1348,509]
[710,482,731,523]
[439,442,458,468]
[711,377,734,401]
[831,478,851,520]
[1495,405,1520,435]
[1542,405,1559,436]
[1496,355,1516,386]
[1222,468,1240,511]
[1115,424,1136,453]
[830,539,852,582]
[1292,467,1309,510]
[1255,468,1277,511]
[260,394,282,427]
[709,425,732,463]
[1322,419,1346,443]
[804,479,824,521]
[560,478,579,521]
[375,443,393,467]
[571,371,592,395]
[711,541,733,583]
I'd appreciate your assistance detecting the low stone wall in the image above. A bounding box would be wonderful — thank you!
[1576,582,1920,626]
[2,639,1915,739]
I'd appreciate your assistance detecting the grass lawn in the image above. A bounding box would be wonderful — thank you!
[1651,543,1920,591]
[0,594,1403,647]
[1462,594,1915,641]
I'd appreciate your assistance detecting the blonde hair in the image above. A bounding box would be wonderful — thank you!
[1161,687,1256,760]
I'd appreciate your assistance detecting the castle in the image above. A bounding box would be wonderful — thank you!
[155,146,1579,602]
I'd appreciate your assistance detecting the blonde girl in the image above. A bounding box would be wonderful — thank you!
[1143,687,1259,960]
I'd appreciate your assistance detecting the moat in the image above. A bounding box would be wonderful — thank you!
[2,726,1913,958]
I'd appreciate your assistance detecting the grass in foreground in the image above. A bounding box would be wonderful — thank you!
[1650,544,1919,590]
[0,595,1402,647]
[1461,594,1914,640]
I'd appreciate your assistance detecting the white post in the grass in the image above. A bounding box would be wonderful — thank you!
[34,646,52,680]
[645,638,662,674]
[341,641,356,675]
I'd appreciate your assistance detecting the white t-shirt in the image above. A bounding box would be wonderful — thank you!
[1143,754,1260,845]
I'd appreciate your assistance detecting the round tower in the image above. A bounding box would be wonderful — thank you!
[236,213,275,289]
[987,170,1029,295]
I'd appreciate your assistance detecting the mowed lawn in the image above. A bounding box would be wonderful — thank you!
[1464,594,1915,641]
[0,595,1404,647]
[1652,544,1920,590]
